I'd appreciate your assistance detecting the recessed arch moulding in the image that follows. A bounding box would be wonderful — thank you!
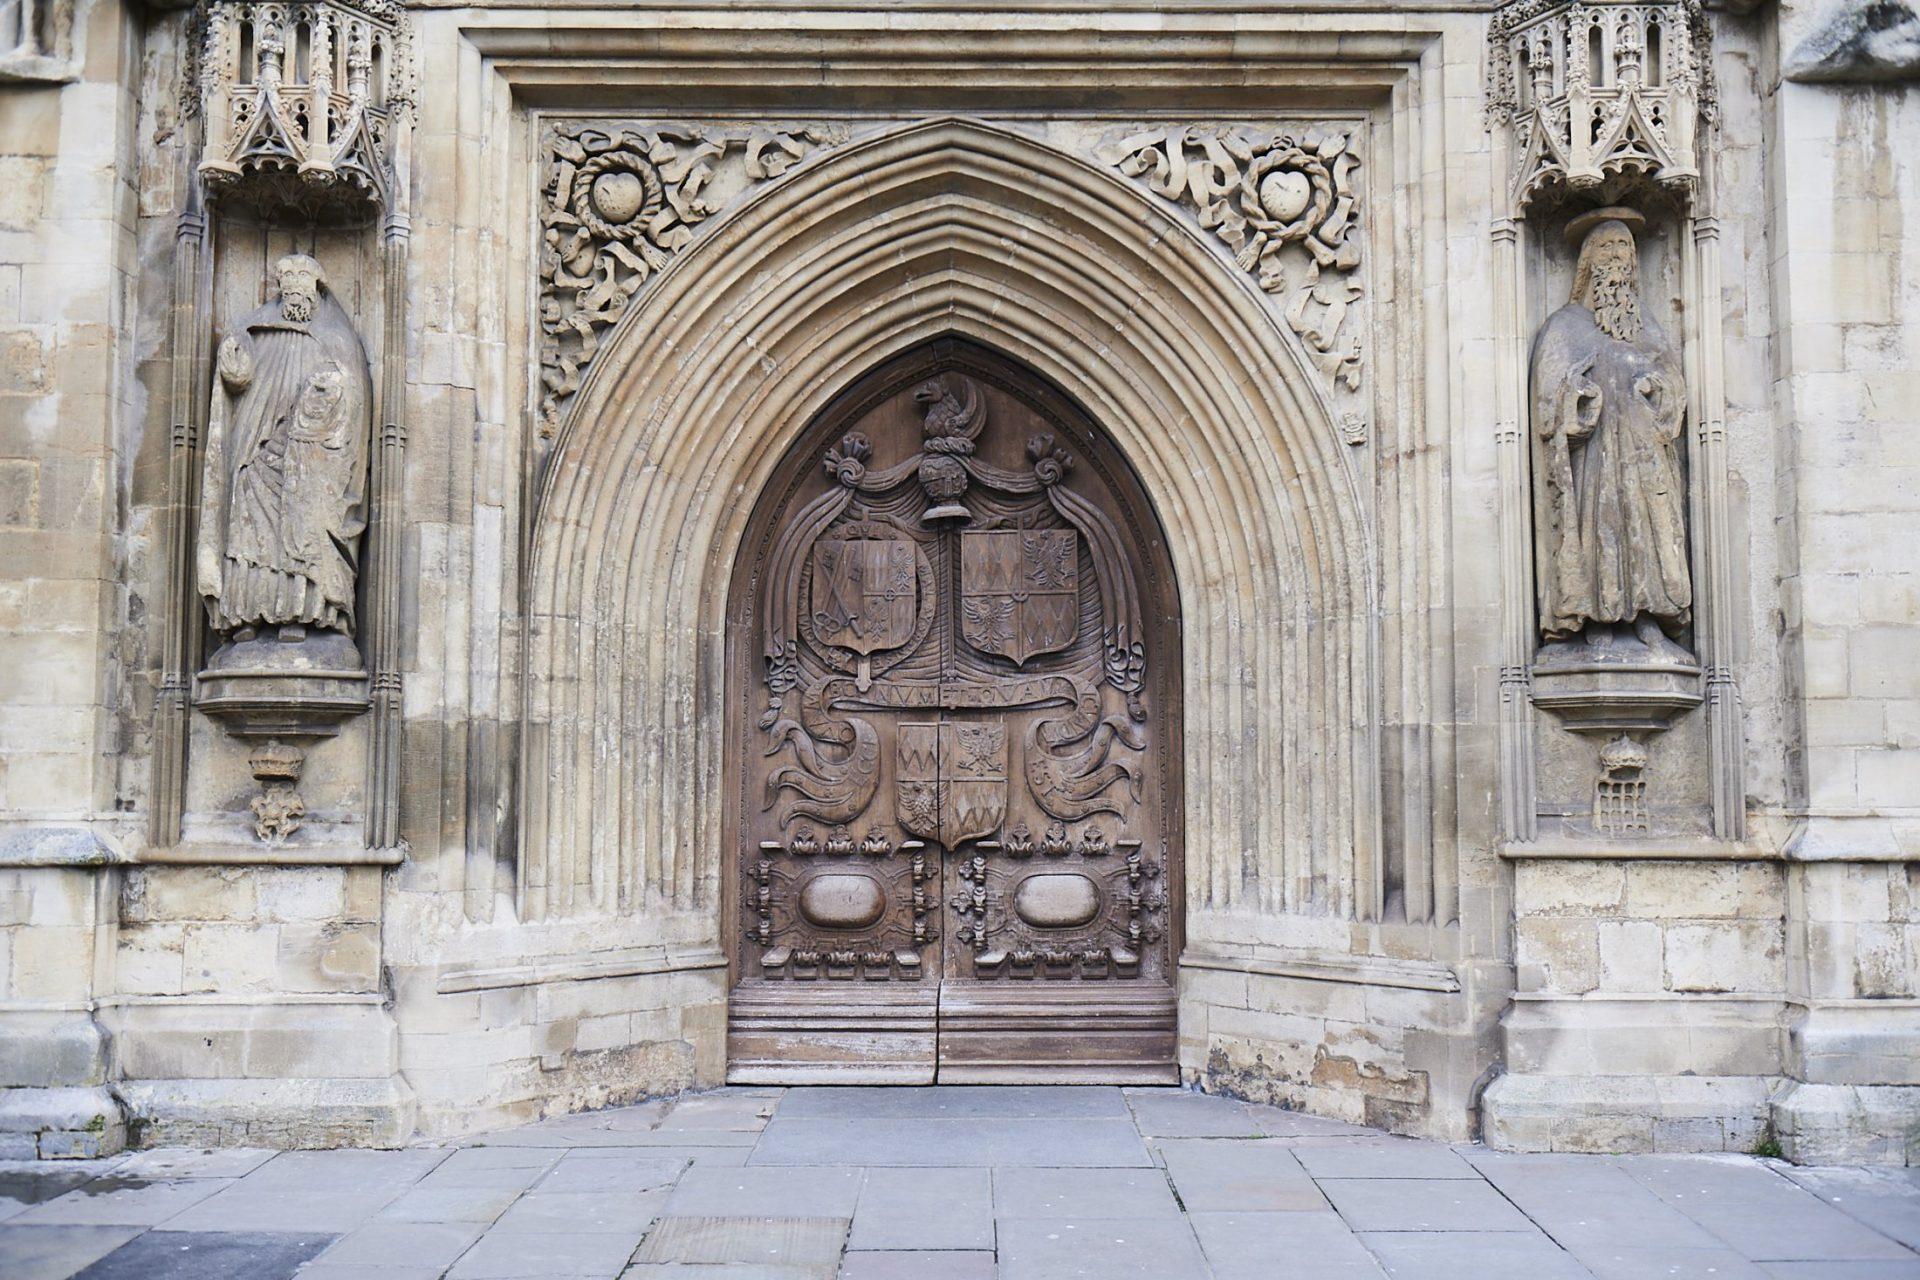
[484,115,1427,1125]
[378,95,1483,1142]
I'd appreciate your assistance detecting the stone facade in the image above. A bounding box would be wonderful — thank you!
[0,0,1914,1165]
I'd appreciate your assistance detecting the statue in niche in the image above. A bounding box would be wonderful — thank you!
[1532,208,1693,664]
[196,254,373,657]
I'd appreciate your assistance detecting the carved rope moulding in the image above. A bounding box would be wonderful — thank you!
[536,121,835,436]
[1100,124,1369,403]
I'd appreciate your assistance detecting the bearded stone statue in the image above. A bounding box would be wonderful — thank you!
[196,254,373,652]
[1531,211,1693,663]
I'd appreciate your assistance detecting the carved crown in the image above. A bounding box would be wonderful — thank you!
[1487,0,1714,211]
[191,0,414,220]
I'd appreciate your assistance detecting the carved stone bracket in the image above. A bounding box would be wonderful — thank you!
[537,122,837,437]
[1098,125,1368,409]
[1487,0,1714,211]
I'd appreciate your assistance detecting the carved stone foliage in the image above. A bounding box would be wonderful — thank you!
[1487,0,1712,210]
[193,0,413,218]
[537,123,833,436]
[1100,125,1367,400]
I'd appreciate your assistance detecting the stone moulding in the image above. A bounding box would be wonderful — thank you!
[434,946,728,994]
[1098,124,1369,406]
[536,121,838,438]
[1497,837,1778,860]
[521,117,1376,927]
[1180,946,1461,993]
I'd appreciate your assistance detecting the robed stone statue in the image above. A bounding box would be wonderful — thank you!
[1531,211,1693,662]
[197,255,373,650]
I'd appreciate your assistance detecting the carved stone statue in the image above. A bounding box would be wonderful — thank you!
[1532,209,1692,662]
[196,254,373,649]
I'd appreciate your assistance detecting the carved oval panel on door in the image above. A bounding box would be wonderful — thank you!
[725,339,1182,1084]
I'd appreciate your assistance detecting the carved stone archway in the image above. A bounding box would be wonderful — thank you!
[520,119,1375,984]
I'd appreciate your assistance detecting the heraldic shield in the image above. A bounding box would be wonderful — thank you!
[812,536,917,655]
[960,529,1079,666]
[897,721,1008,847]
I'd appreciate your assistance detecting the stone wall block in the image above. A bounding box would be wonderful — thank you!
[1242,971,1367,1023]
[123,866,256,923]
[1515,861,1626,916]
[1517,918,1600,994]
[342,868,382,922]
[257,869,348,922]
[114,923,186,996]
[1597,920,1665,992]
[8,925,90,1000]
[1664,922,1784,994]
[181,923,281,993]
[275,923,380,993]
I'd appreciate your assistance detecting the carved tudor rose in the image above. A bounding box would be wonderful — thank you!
[1101,125,1367,401]
[537,123,834,436]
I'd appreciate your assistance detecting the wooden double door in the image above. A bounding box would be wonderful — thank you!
[726,342,1181,1083]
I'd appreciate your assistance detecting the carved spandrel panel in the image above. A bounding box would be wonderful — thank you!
[730,342,1181,1072]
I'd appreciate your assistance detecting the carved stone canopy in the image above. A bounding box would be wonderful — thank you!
[1488,0,1714,211]
[192,0,413,220]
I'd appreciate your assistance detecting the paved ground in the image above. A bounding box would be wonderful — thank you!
[2,1087,1918,1279]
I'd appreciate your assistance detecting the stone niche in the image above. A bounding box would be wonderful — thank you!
[1525,206,1715,844]
[107,0,419,1150]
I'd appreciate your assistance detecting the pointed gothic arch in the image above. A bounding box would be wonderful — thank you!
[520,117,1378,941]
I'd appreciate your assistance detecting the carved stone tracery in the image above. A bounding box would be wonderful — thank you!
[194,0,413,219]
[1487,0,1713,211]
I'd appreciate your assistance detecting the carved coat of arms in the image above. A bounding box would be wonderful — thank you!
[960,529,1079,666]
[897,721,1007,848]
[811,536,917,654]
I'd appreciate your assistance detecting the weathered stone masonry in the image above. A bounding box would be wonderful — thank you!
[0,0,1915,1165]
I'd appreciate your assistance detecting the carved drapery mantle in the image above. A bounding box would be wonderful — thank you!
[536,122,836,438]
[1098,125,1370,427]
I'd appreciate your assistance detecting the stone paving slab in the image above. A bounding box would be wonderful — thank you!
[0,1086,1911,1278]
[846,1167,992,1250]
